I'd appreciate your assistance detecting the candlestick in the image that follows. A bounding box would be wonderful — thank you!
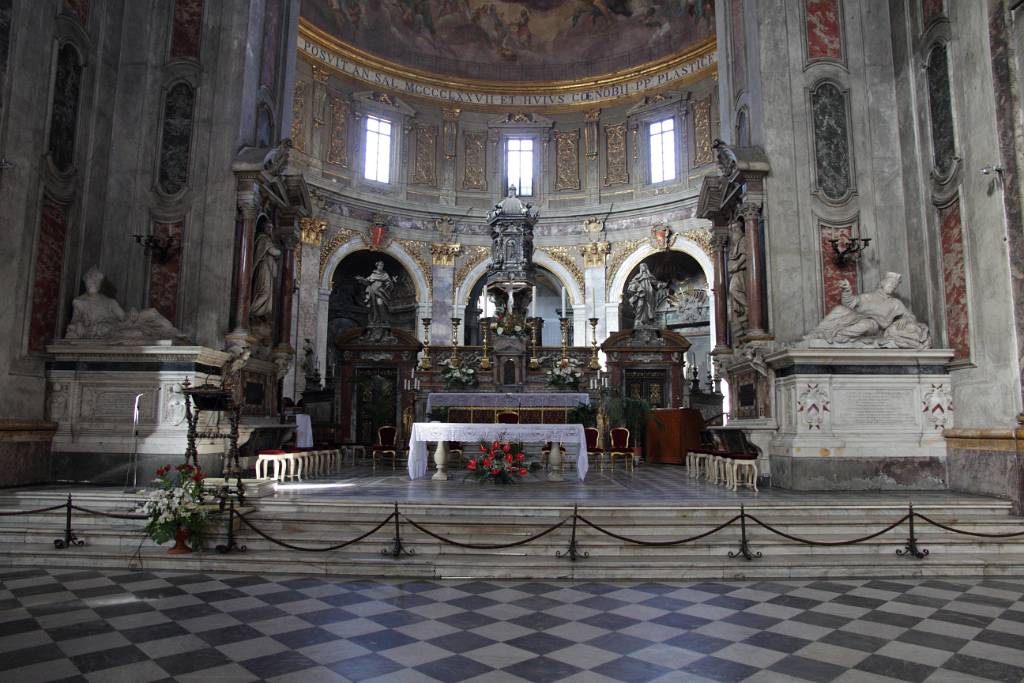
[479,316,491,370]
[588,317,600,370]
[560,287,566,316]
[559,317,570,368]
[528,318,540,370]
[419,318,432,371]
[449,318,461,368]
[531,286,537,318]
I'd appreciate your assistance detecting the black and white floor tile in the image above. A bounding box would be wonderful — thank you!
[2,567,1023,682]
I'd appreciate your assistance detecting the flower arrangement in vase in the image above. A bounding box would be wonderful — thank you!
[546,357,582,390]
[467,440,527,484]
[491,311,528,338]
[440,357,478,389]
[139,463,208,554]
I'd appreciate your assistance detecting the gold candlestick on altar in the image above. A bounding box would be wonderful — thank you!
[588,317,600,370]
[449,318,461,368]
[559,317,570,368]
[528,319,540,370]
[479,317,491,370]
[419,318,432,371]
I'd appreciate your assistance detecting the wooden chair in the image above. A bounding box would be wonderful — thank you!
[584,427,605,472]
[606,427,633,472]
[497,411,520,424]
[371,426,401,472]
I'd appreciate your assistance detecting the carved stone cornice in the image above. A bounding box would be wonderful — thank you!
[710,227,731,252]
[429,243,462,266]
[579,241,611,268]
[300,217,328,245]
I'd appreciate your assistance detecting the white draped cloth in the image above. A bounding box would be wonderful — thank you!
[408,423,588,481]
[294,414,313,448]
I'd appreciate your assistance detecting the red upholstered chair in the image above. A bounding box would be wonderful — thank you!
[497,411,520,424]
[371,426,401,471]
[607,427,633,472]
[584,427,605,472]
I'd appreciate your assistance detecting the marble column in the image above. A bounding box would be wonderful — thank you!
[710,226,731,353]
[295,217,327,396]
[739,202,767,339]
[226,184,259,345]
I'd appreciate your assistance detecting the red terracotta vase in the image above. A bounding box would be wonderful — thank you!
[167,527,192,555]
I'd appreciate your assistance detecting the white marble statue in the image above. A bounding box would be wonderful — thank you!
[627,263,668,328]
[356,261,396,327]
[64,267,184,344]
[249,228,281,344]
[805,272,931,349]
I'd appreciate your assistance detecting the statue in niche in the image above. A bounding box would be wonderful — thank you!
[356,260,396,328]
[627,263,668,328]
[805,272,932,349]
[727,221,749,330]
[249,228,282,345]
[64,267,185,344]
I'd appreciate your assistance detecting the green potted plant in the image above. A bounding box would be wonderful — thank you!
[568,402,598,428]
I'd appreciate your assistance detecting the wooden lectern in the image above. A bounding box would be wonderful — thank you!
[645,408,704,465]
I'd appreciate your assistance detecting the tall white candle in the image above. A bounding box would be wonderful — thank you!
[560,287,566,316]
[531,286,536,318]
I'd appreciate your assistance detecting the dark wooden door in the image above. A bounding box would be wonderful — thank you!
[355,367,398,445]
[624,368,668,409]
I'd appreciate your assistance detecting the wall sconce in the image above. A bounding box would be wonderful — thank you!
[134,233,179,264]
[829,236,871,267]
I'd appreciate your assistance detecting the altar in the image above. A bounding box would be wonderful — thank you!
[408,422,588,482]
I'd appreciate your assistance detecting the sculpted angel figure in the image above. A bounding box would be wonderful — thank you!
[805,272,931,349]
[356,261,396,326]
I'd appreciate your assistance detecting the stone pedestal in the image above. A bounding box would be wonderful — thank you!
[0,421,57,486]
[766,348,954,490]
[45,344,292,484]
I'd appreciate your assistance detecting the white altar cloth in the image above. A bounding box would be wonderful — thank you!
[408,422,588,481]
[426,392,589,413]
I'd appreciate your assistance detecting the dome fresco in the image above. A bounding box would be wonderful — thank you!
[300,0,716,82]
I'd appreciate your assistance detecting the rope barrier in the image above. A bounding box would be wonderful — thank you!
[0,503,69,516]
[69,505,147,520]
[236,511,396,553]
[401,513,569,550]
[913,511,1024,538]
[576,513,741,546]
[746,513,910,547]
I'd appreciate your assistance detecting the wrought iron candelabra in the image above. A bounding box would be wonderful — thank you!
[829,236,871,267]
[479,317,491,370]
[419,318,432,371]
[181,378,245,509]
[449,318,461,367]
[588,317,600,370]
[528,319,540,370]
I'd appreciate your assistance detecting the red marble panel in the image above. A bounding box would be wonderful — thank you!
[939,199,970,360]
[922,0,943,27]
[63,0,88,26]
[28,199,69,352]
[260,0,282,89]
[170,0,203,61]
[147,220,183,324]
[806,0,842,62]
[819,224,859,312]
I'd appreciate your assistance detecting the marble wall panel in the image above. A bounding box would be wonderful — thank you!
[62,0,88,26]
[28,200,68,352]
[170,0,203,61]
[939,199,970,360]
[819,223,858,311]
[147,220,183,323]
[926,44,955,177]
[157,82,195,195]
[921,0,943,27]
[805,0,843,62]
[260,0,282,88]
[48,44,82,174]
[811,81,852,201]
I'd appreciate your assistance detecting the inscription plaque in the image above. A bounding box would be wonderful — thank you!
[833,389,917,428]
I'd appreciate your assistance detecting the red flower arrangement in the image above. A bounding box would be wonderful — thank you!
[466,440,528,484]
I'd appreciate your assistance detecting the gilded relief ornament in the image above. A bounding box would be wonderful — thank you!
[328,96,349,166]
[413,124,438,186]
[694,97,713,166]
[291,81,306,153]
[430,243,462,266]
[300,217,327,246]
[463,132,486,190]
[650,224,676,250]
[369,214,391,250]
[579,241,611,268]
[554,130,581,191]
[604,123,629,185]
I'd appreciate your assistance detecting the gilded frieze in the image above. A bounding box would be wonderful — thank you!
[395,239,433,298]
[462,132,486,191]
[554,130,581,191]
[429,243,462,266]
[412,125,438,186]
[606,238,645,296]
[539,246,584,296]
[604,123,628,186]
[328,96,349,166]
[579,241,611,268]
[455,246,490,288]
[681,228,713,257]
[292,81,307,153]
[694,97,713,166]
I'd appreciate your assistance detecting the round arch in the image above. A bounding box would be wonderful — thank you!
[320,237,430,307]
[453,251,585,309]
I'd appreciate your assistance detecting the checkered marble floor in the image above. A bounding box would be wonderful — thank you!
[2,568,1023,682]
